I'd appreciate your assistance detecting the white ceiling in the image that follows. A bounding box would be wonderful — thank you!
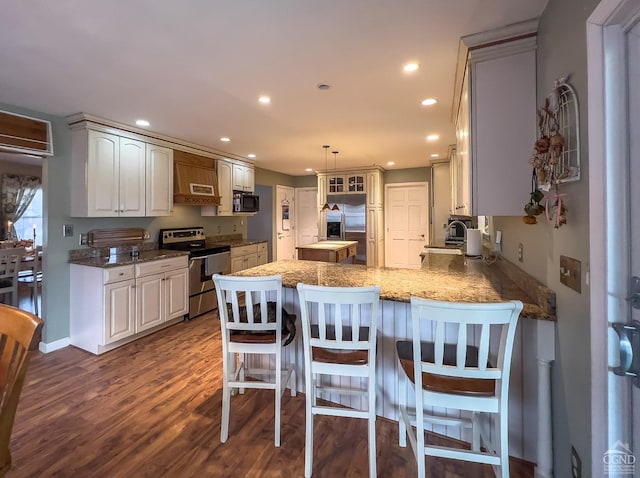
[0,1,548,176]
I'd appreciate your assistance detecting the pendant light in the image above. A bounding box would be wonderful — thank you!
[321,145,331,211]
[331,151,340,211]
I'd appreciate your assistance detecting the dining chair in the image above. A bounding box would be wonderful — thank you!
[396,297,523,478]
[212,274,296,447]
[0,304,43,477]
[17,246,42,316]
[0,248,26,308]
[296,283,381,478]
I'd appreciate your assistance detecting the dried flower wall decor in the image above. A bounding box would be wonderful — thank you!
[527,76,580,228]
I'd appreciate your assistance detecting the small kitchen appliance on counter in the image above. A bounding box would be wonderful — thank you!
[159,227,231,319]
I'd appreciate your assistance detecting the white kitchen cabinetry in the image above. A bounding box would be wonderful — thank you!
[232,162,255,192]
[145,144,174,216]
[202,159,255,216]
[327,175,346,194]
[103,266,136,344]
[71,130,146,217]
[135,257,188,333]
[230,242,267,273]
[70,128,174,217]
[257,242,268,265]
[454,22,537,216]
[318,167,384,267]
[70,255,188,355]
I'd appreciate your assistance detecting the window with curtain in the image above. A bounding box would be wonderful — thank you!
[14,188,42,245]
[1,173,41,242]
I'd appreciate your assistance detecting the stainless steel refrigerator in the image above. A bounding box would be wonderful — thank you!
[326,194,366,264]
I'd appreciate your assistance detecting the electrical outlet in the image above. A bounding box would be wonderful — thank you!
[571,446,582,478]
[79,233,87,246]
[63,224,74,237]
[518,243,523,262]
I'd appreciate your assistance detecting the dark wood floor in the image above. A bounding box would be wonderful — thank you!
[8,312,533,477]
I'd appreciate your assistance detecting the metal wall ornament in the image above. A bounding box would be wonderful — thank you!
[527,76,579,228]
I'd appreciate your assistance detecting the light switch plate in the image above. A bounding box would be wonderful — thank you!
[560,255,581,293]
[63,224,74,237]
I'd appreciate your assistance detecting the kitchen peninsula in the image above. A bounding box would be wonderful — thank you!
[233,253,556,467]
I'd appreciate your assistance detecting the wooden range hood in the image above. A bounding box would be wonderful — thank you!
[173,150,221,206]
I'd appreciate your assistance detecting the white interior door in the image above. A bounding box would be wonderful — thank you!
[276,185,295,261]
[295,187,318,251]
[384,182,429,269]
[588,2,640,475]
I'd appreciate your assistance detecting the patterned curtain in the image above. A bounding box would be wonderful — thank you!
[1,174,41,240]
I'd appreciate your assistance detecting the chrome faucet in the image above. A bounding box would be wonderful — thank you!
[447,220,468,245]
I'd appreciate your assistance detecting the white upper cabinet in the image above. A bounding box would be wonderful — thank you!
[202,159,255,216]
[71,130,146,217]
[453,20,537,216]
[145,144,173,216]
[232,162,254,192]
[70,127,174,218]
[216,159,234,216]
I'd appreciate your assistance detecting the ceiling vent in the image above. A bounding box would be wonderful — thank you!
[0,110,54,157]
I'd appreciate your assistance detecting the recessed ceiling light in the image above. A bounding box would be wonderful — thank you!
[258,96,271,104]
[403,63,419,73]
[317,83,331,90]
[220,137,231,142]
[135,119,150,127]
[421,98,437,106]
[426,134,440,142]
[247,154,256,159]
[387,161,395,166]
[430,153,439,158]
[305,168,313,172]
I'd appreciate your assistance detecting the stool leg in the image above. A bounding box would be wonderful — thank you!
[368,380,377,478]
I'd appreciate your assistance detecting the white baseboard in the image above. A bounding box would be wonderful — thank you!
[39,337,71,353]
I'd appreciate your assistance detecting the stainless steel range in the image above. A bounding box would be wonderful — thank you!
[159,227,230,319]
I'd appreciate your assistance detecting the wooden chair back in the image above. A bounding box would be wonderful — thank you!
[0,305,43,476]
[0,249,25,307]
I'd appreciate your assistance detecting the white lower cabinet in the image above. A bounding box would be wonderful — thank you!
[230,242,267,273]
[70,256,188,354]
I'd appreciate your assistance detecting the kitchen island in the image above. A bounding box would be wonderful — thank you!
[296,240,358,263]
[233,254,556,466]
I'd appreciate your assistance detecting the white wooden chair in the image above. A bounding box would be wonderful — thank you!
[296,283,381,478]
[17,246,42,316]
[212,274,296,447]
[397,297,523,478]
[0,248,25,308]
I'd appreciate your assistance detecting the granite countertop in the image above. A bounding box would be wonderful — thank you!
[232,254,556,321]
[68,249,189,268]
[296,240,358,251]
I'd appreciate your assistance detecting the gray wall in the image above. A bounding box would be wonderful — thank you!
[384,167,430,184]
[492,0,598,475]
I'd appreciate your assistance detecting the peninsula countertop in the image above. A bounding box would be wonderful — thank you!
[232,254,556,321]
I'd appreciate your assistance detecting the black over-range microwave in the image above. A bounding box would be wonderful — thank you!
[233,192,260,213]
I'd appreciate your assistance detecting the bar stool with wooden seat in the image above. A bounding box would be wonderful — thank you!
[396,297,523,478]
[0,248,25,308]
[212,274,296,447]
[296,283,381,478]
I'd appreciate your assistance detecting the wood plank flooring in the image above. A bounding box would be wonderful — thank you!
[8,312,533,477]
